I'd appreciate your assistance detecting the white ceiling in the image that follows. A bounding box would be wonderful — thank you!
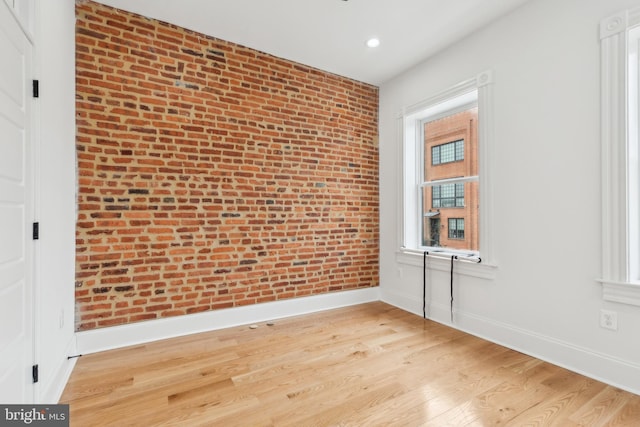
[94,0,530,86]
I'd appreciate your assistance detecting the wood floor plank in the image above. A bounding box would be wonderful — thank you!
[569,386,631,426]
[603,396,640,427]
[60,302,640,426]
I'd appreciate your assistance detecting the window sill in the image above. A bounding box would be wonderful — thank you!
[396,249,497,280]
[598,279,640,307]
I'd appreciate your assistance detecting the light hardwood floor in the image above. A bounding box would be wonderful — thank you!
[60,302,640,426]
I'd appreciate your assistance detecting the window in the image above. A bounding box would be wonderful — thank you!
[599,7,640,305]
[421,104,478,253]
[448,218,464,239]
[400,70,495,269]
[432,140,464,165]
[421,103,478,252]
[432,183,464,208]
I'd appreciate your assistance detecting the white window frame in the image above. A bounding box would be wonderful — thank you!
[396,71,496,278]
[599,7,640,306]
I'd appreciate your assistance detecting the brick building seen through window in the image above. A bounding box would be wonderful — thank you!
[422,107,478,251]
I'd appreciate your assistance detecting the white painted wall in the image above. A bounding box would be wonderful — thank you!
[34,0,77,403]
[379,0,640,394]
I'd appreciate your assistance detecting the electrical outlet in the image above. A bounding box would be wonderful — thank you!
[600,309,618,331]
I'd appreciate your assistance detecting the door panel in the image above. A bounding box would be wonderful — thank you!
[0,362,26,403]
[0,115,24,182]
[0,278,26,350]
[0,206,23,264]
[0,0,33,404]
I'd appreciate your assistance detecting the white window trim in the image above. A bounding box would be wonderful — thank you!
[396,71,496,279]
[599,7,640,306]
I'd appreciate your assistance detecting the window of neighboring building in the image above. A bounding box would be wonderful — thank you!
[432,183,464,208]
[432,140,464,165]
[448,218,465,240]
[599,7,640,305]
[399,71,495,271]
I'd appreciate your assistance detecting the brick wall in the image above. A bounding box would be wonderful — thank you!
[74,1,379,331]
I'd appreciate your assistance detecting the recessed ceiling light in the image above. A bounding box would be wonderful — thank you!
[366,38,380,48]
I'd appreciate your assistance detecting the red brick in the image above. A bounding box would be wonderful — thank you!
[75,0,379,332]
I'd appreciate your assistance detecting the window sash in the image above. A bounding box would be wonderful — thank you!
[421,176,478,188]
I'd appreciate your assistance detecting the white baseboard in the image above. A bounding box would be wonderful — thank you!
[381,289,640,396]
[39,338,78,404]
[380,288,425,318]
[430,302,640,396]
[76,287,380,355]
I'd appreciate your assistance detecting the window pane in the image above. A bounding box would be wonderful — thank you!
[455,183,464,197]
[455,140,464,160]
[442,184,454,198]
[440,143,454,163]
[432,146,440,165]
[421,105,478,252]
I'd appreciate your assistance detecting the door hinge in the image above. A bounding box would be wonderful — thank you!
[32,222,39,240]
[32,80,39,98]
[32,364,39,383]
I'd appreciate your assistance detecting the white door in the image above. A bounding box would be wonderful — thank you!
[0,2,34,403]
